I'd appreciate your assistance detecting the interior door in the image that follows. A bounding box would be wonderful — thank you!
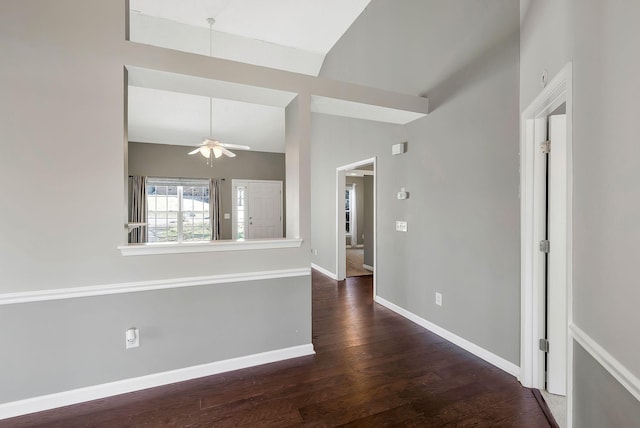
[247,181,282,239]
[546,114,567,396]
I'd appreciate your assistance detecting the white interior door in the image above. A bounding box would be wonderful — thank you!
[547,114,568,396]
[247,181,282,239]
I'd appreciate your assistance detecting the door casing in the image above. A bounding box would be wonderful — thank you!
[520,63,573,427]
[336,158,376,292]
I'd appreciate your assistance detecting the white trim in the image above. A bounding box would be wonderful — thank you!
[570,323,640,403]
[375,296,520,378]
[0,343,315,420]
[346,170,375,176]
[0,268,311,306]
[311,263,337,280]
[363,264,374,272]
[119,238,301,256]
[520,62,573,385]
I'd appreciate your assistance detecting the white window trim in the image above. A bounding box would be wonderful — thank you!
[345,184,357,247]
[146,177,211,243]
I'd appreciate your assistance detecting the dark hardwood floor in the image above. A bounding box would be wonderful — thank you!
[3,271,551,427]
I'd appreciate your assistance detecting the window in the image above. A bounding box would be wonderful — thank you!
[147,178,210,242]
[236,185,246,239]
[345,187,352,235]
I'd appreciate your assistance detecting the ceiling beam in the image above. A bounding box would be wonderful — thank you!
[123,41,429,123]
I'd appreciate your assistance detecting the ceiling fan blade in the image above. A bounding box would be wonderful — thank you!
[220,147,236,158]
[188,148,200,155]
[212,146,223,158]
[219,142,250,151]
[199,146,211,159]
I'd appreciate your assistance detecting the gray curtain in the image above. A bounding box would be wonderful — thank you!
[210,179,221,240]
[128,176,147,243]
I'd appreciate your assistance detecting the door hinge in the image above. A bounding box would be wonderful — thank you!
[539,240,550,253]
[539,338,550,353]
[540,140,551,154]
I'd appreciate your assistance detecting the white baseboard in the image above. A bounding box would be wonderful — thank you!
[311,263,337,280]
[374,296,520,378]
[570,323,640,403]
[363,264,374,272]
[0,344,315,421]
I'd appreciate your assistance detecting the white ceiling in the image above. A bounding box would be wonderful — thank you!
[129,0,371,54]
[128,86,286,153]
[128,0,405,153]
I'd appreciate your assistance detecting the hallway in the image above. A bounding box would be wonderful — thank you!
[3,271,552,427]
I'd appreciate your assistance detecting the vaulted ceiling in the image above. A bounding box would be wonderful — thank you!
[127,0,371,152]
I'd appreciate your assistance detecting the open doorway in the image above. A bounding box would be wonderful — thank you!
[520,64,573,428]
[336,158,376,285]
[344,168,374,277]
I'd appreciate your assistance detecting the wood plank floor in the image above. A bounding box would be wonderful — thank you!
[2,271,551,427]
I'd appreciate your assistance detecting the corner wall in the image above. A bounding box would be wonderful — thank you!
[0,0,311,411]
[312,0,521,365]
[521,0,640,424]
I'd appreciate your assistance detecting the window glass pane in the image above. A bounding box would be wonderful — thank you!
[146,180,210,243]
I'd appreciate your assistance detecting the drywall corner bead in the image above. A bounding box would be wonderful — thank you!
[391,142,407,155]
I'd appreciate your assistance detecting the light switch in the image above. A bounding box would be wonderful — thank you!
[395,221,408,232]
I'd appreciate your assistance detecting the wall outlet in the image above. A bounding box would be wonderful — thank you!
[223,213,230,220]
[435,292,443,307]
[395,221,408,232]
[125,327,139,349]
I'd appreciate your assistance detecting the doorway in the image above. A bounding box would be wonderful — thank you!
[344,172,373,277]
[232,179,283,239]
[336,158,376,286]
[520,64,573,427]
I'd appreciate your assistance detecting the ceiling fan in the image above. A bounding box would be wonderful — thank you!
[188,139,250,159]
[188,17,250,161]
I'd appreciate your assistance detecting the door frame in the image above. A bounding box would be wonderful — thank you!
[231,179,283,240]
[520,63,573,426]
[336,157,376,291]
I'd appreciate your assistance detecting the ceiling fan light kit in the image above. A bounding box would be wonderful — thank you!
[187,17,250,165]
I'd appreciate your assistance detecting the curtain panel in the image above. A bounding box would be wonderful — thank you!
[128,175,147,243]
[210,178,221,240]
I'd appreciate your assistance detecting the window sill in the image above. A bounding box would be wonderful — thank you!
[118,238,303,256]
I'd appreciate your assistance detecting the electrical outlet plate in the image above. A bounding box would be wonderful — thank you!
[125,327,140,349]
[435,292,443,307]
[395,221,408,232]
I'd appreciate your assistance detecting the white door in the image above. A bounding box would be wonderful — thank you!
[546,114,567,396]
[247,181,282,239]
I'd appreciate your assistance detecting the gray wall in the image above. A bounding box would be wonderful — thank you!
[128,142,286,240]
[573,343,640,427]
[0,0,310,405]
[312,0,520,366]
[0,277,310,402]
[521,0,640,422]
[345,176,365,246]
